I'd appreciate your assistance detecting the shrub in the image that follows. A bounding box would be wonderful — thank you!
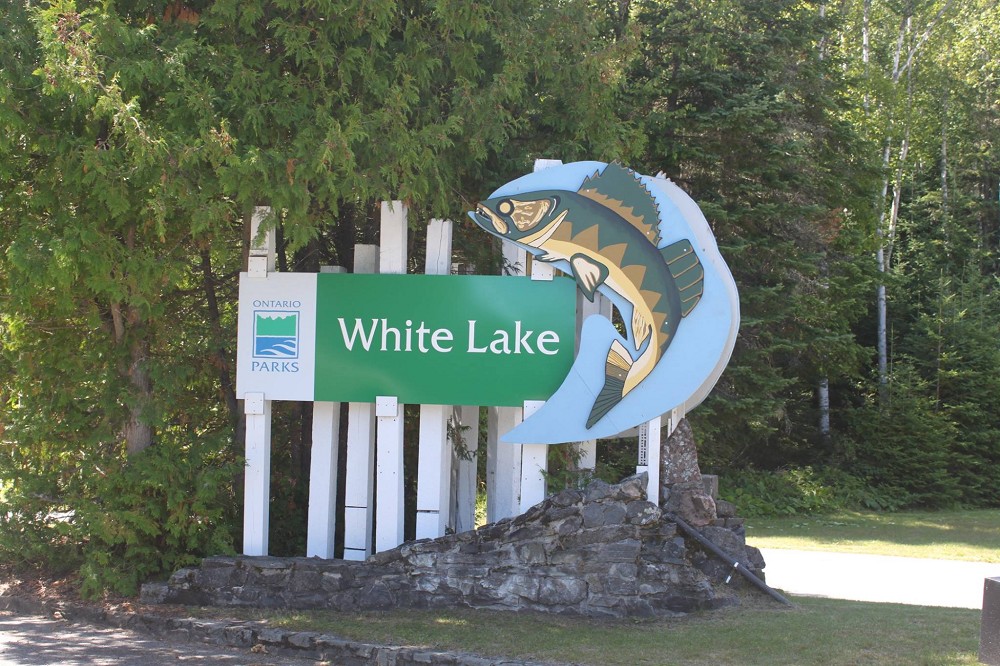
[719,466,910,517]
[73,438,238,598]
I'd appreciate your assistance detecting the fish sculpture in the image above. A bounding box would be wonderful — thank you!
[471,162,709,432]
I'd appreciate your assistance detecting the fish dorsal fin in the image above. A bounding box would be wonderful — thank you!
[577,163,661,245]
[661,240,704,317]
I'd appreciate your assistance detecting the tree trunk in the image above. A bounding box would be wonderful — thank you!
[818,377,831,440]
[200,248,243,448]
[121,320,154,456]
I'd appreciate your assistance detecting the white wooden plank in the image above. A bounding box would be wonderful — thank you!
[375,397,405,552]
[533,158,564,171]
[248,206,275,276]
[379,201,407,274]
[415,218,455,540]
[306,401,340,558]
[242,206,274,552]
[424,219,454,276]
[416,404,451,539]
[640,416,662,505]
[518,401,548,512]
[453,405,480,533]
[488,237,528,522]
[374,203,408,553]
[486,406,522,522]
[243,394,271,556]
[343,243,379,560]
[343,402,375,561]
[577,440,597,470]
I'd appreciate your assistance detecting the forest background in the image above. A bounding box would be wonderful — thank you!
[1,0,998,597]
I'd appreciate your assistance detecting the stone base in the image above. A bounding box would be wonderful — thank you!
[144,474,768,618]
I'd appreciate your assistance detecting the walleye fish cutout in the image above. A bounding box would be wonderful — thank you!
[470,161,739,444]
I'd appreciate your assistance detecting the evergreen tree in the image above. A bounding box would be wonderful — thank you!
[622,0,875,468]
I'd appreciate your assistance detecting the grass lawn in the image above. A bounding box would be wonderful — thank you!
[746,508,1000,562]
[218,596,981,665]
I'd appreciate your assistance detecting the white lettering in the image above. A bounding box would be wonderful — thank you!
[467,320,488,353]
[514,321,534,354]
[431,328,453,353]
[338,318,379,351]
[536,330,560,355]
[251,361,300,372]
[489,330,511,355]
[252,299,301,308]
[380,319,401,351]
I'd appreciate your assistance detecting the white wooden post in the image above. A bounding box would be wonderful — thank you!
[453,404,480,533]
[637,416,662,505]
[518,400,548,512]
[486,238,526,522]
[243,205,275,556]
[305,262,347,558]
[416,219,455,540]
[503,159,564,515]
[416,406,450,538]
[246,205,276,278]
[575,290,610,472]
[342,244,379,561]
[515,221,555,511]
[307,400,340,558]
[375,395,405,551]
[342,403,375,560]
[375,201,407,552]
[486,406,522,522]
[243,392,271,555]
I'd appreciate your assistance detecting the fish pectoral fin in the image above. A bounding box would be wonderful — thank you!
[570,253,609,302]
[631,311,651,349]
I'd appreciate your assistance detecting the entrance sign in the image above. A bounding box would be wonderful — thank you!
[237,272,576,406]
[469,161,740,443]
[315,274,575,405]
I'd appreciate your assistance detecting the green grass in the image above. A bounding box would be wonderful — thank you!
[209,596,980,665]
[746,508,1000,562]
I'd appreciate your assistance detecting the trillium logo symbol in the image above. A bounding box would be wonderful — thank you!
[253,311,299,359]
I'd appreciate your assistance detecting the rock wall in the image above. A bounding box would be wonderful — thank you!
[144,472,766,619]
[660,418,766,582]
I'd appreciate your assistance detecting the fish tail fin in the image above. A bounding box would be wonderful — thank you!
[587,340,633,429]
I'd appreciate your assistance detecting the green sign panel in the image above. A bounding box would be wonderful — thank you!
[314,273,576,405]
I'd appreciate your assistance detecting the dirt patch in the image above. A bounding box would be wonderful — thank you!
[0,564,191,619]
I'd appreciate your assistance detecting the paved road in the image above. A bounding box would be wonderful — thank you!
[760,547,1000,609]
[0,612,326,666]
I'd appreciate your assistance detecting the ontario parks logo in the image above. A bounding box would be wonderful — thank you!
[253,310,299,360]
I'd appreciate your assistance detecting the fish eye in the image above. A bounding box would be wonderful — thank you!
[497,200,514,216]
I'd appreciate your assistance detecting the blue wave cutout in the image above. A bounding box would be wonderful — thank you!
[255,336,297,358]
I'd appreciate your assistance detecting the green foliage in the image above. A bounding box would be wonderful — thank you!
[75,439,238,597]
[720,467,910,518]
[0,432,238,597]
[842,363,962,509]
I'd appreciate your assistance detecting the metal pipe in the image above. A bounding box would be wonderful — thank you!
[669,513,794,607]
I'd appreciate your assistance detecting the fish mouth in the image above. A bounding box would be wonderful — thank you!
[474,204,508,235]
